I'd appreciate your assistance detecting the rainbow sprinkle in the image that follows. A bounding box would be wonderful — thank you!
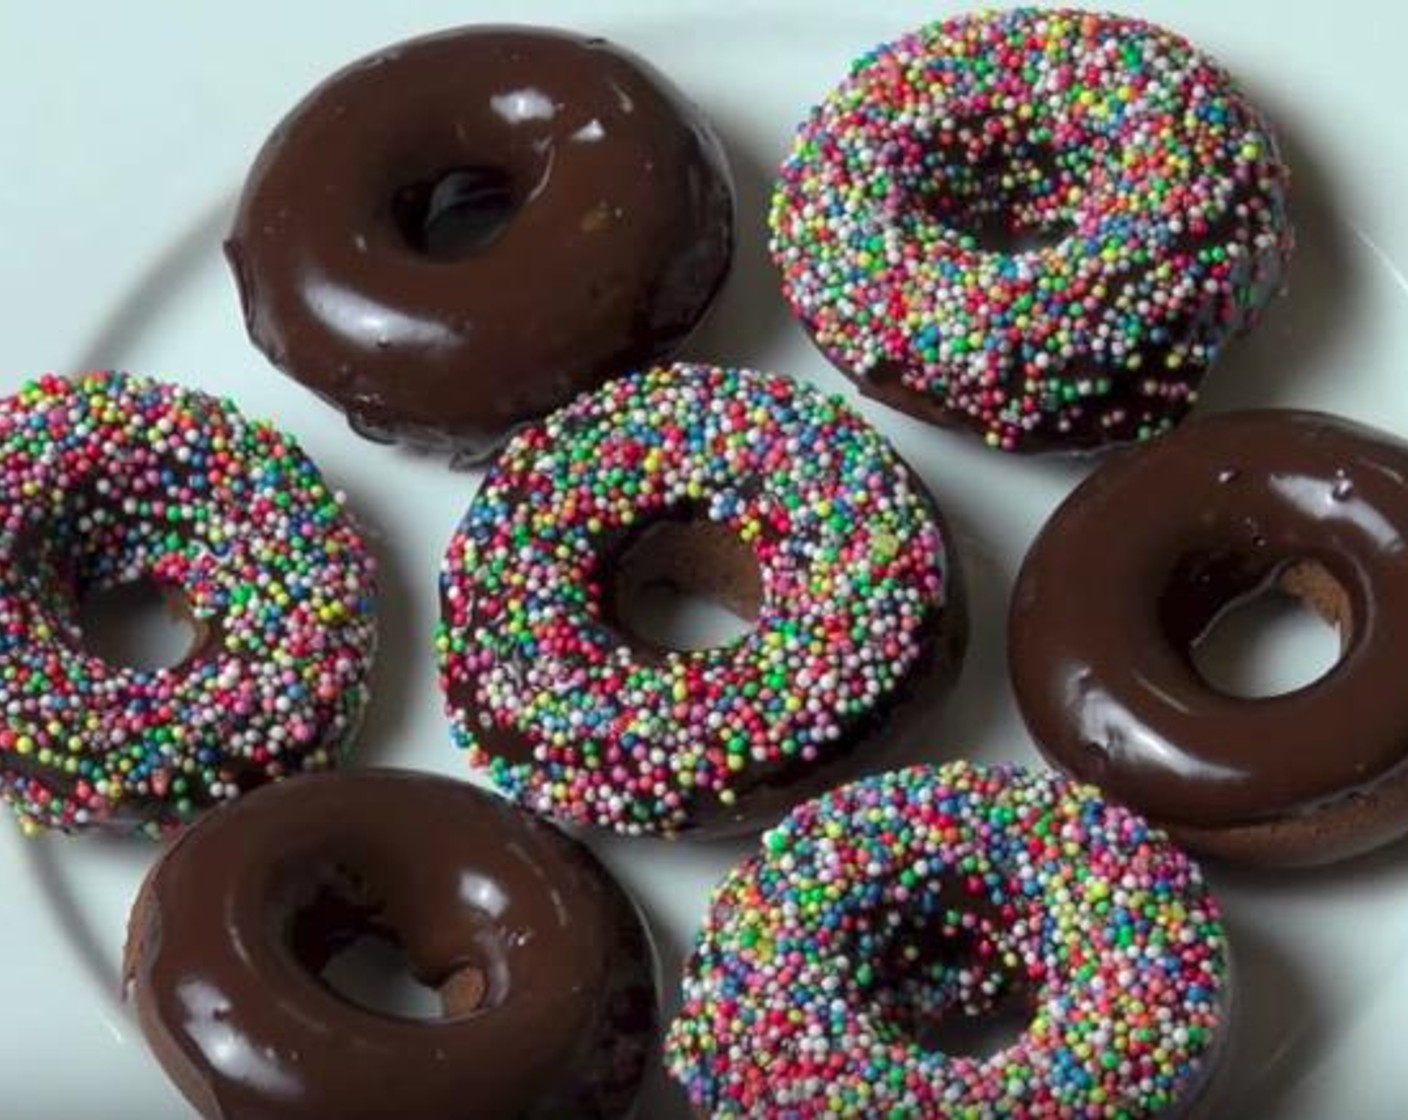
[437,364,956,836]
[770,8,1292,451]
[0,372,377,835]
[666,762,1228,1117]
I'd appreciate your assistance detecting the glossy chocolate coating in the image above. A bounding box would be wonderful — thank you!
[124,770,657,1119]
[226,25,734,458]
[1011,410,1408,834]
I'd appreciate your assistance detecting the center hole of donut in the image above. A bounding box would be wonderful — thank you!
[603,517,761,655]
[867,907,1032,1058]
[392,165,519,260]
[1187,561,1346,699]
[320,933,458,1021]
[292,869,493,1022]
[962,214,1073,255]
[78,577,198,671]
[925,131,1073,253]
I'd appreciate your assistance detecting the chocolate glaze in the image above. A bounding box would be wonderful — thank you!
[227,25,734,459]
[1010,410,1408,836]
[124,770,657,1119]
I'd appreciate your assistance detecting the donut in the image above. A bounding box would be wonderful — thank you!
[227,25,734,461]
[1011,409,1408,866]
[769,8,1292,452]
[665,762,1230,1118]
[0,372,376,835]
[124,769,656,1120]
[437,363,965,837]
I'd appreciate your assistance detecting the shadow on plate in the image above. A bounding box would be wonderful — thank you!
[73,194,236,375]
[1204,916,1326,1118]
[1198,100,1360,415]
[624,888,694,1119]
[680,117,795,372]
[588,827,758,1120]
[26,829,156,1007]
[900,481,1018,769]
[337,497,428,766]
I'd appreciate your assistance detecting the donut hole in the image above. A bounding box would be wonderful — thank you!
[919,126,1077,253]
[320,932,458,1021]
[286,865,502,1022]
[864,903,1032,1059]
[18,490,206,672]
[77,577,199,672]
[602,515,761,656]
[1169,557,1348,699]
[392,165,519,260]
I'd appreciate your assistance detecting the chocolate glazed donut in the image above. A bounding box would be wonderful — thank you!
[1010,410,1408,866]
[226,25,734,460]
[124,770,657,1119]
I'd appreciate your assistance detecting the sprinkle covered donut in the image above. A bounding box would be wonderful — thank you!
[770,8,1292,452]
[438,364,965,837]
[0,373,376,834]
[666,762,1230,1118]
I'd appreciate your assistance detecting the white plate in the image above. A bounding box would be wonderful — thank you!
[2,1,1407,1116]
